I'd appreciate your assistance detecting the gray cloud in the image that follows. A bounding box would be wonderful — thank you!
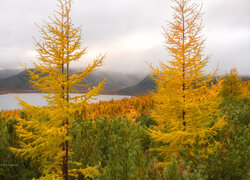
[0,0,249,75]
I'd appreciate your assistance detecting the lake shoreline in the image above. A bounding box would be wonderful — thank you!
[0,89,41,95]
[0,93,132,110]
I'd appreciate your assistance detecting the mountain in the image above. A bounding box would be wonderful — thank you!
[0,68,249,95]
[78,71,143,92]
[116,75,250,95]
[0,69,22,79]
[116,75,156,95]
[241,76,250,81]
[0,70,31,91]
[0,69,143,94]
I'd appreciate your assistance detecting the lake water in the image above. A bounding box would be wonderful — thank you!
[0,93,130,110]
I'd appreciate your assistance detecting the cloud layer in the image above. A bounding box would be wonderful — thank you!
[0,0,249,75]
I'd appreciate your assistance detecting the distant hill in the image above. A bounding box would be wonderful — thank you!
[78,71,143,92]
[241,76,250,81]
[0,69,143,94]
[116,75,156,95]
[0,69,22,79]
[0,68,249,95]
[0,70,31,91]
[116,75,250,95]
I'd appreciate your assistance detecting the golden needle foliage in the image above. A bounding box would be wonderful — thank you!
[0,109,20,120]
[242,81,250,97]
[10,0,104,179]
[221,68,244,98]
[149,0,225,163]
[79,95,153,121]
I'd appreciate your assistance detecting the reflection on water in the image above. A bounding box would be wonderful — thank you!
[0,93,130,110]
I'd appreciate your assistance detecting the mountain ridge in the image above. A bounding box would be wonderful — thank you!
[115,75,156,95]
[0,69,143,94]
[1,69,250,95]
[116,75,250,95]
[0,69,23,80]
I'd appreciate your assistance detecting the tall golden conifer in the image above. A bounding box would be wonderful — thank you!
[221,68,243,98]
[150,0,224,163]
[10,0,104,179]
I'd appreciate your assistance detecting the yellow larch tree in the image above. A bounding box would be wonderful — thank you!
[149,0,225,163]
[10,0,104,179]
[221,68,244,98]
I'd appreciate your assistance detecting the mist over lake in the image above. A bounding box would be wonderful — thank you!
[0,93,130,110]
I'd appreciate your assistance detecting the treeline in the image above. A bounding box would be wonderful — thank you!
[0,95,153,122]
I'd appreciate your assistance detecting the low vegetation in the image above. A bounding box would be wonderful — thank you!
[0,81,249,179]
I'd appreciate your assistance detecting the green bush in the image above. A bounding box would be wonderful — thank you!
[178,97,250,180]
[0,112,40,180]
[71,117,155,180]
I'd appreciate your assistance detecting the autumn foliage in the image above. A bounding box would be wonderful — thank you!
[79,95,153,120]
[1,95,153,123]
[0,0,249,179]
[149,0,225,163]
[9,0,104,179]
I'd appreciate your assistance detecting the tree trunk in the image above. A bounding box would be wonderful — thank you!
[181,5,186,131]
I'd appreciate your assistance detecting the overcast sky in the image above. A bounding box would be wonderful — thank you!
[0,0,249,75]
